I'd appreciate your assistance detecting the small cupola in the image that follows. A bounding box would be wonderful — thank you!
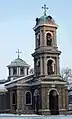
[7,49,30,81]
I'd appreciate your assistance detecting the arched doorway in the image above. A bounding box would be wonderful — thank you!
[49,90,59,115]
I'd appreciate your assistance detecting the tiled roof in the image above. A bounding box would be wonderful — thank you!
[7,58,30,67]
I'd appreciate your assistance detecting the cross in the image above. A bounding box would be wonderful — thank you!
[42,4,48,16]
[16,49,22,58]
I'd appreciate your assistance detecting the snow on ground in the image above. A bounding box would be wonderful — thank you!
[0,114,72,119]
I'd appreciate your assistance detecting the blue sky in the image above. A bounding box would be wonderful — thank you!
[0,0,72,79]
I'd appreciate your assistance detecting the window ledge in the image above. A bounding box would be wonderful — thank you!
[12,104,16,106]
[25,103,32,106]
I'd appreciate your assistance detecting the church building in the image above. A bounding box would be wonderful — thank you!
[0,5,68,115]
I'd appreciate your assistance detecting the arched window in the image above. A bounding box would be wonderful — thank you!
[12,92,15,104]
[46,33,52,46]
[9,68,11,76]
[37,33,40,47]
[20,67,24,75]
[36,59,40,75]
[33,89,40,114]
[25,91,32,105]
[47,59,54,75]
[13,67,17,75]
[12,91,17,111]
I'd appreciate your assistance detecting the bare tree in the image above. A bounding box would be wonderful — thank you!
[61,67,72,84]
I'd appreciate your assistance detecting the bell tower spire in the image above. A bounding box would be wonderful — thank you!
[32,5,61,78]
[32,5,68,115]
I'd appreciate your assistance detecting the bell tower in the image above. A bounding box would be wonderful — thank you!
[32,5,61,79]
[32,5,68,115]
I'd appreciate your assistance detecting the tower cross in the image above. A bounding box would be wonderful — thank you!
[16,49,22,58]
[42,4,48,16]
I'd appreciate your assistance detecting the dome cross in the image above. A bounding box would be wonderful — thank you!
[42,4,48,16]
[16,49,22,58]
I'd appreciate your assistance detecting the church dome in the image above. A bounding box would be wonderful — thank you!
[39,15,48,21]
[7,58,30,68]
[36,15,55,25]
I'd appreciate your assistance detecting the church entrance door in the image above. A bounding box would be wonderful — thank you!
[49,90,59,115]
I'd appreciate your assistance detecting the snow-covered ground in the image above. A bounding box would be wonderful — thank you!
[0,114,72,119]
